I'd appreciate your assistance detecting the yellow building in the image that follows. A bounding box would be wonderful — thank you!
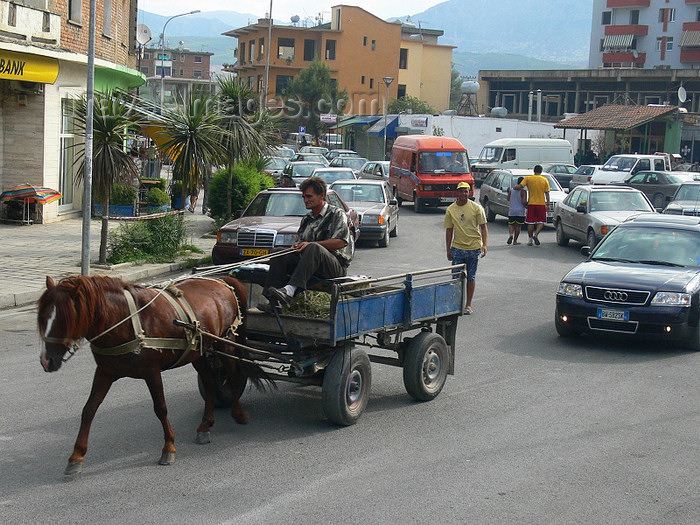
[223,5,454,115]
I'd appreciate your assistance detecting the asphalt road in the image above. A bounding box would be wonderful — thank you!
[1,199,699,524]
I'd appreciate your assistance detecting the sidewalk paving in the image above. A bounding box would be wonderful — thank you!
[0,198,217,309]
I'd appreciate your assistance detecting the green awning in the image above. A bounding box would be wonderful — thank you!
[333,116,381,129]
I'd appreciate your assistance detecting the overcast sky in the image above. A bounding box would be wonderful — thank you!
[137,0,445,23]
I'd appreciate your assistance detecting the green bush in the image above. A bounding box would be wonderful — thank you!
[109,184,137,205]
[108,214,188,263]
[147,187,170,206]
[207,164,274,222]
[170,180,184,197]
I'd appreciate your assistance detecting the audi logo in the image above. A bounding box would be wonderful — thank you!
[604,291,628,301]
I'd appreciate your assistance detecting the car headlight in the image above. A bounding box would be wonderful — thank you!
[274,233,297,246]
[420,185,432,191]
[362,214,384,225]
[651,292,691,307]
[557,282,583,298]
[600,225,613,235]
[219,231,237,244]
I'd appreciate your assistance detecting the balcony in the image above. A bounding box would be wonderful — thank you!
[681,48,700,62]
[0,1,60,47]
[604,24,648,36]
[607,0,650,6]
[602,51,646,65]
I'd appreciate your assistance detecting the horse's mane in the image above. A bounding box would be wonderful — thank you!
[38,275,137,341]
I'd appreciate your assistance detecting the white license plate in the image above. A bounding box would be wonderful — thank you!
[440,197,456,203]
[597,308,629,321]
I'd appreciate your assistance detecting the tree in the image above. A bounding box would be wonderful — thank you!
[284,60,348,139]
[449,68,464,110]
[72,91,139,264]
[388,95,435,115]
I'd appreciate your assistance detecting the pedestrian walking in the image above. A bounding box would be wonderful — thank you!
[507,176,527,245]
[515,165,550,246]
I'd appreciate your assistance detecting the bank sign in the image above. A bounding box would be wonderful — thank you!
[0,50,59,83]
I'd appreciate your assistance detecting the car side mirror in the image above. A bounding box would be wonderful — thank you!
[576,205,586,213]
[389,198,398,206]
[580,246,591,257]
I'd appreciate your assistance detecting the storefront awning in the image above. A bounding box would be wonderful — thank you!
[603,34,634,49]
[367,116,398,137]
[333,116,381,129]
[0,49,58,83]
[680,31,700,48]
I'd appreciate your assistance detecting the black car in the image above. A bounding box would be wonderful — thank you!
[555,214,700,350]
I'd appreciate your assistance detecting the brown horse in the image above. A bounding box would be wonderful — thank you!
[38,274,266,477]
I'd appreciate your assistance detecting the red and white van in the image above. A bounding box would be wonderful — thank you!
[389,135,474,213]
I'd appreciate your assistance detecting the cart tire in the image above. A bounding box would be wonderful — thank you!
[403,332,449,401]
[322,346,371,426]
[197,358,248,408]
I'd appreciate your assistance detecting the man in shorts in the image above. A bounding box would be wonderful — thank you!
[516,165,550,246]
[445,182,488,314]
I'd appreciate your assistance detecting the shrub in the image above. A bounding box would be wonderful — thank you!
[207,164,274,222]
[147,187,170,206]
[108,214,188,263]
[170,180,184,197]
[109,184,137,205]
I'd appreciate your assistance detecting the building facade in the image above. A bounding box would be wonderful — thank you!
[0,0,143,223]
[139,47,214,106]
[589,0,700,69]
[223,5,453,115]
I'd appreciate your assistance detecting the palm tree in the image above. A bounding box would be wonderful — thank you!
[154,92,229,209]
[73,91,140,264]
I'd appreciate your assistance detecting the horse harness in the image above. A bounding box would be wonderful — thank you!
[87,279,242,369]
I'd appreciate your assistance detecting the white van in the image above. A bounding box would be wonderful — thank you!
[286,132,315,151]
[472,138,574,185]
[590,154,671,185]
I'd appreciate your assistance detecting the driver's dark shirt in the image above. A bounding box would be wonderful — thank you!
[298,203,352,267]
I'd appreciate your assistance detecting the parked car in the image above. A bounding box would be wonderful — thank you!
[663,181,700,216]
[269,146,295,160]
[479,169,567,224]
[263,156,288,183]
[540,163,578,190]
[212,188,359,264]
[289,152,329,165]
[325,149,359,161]
[591,154,671,185]
[330,179,399,247]
[329,156,368,176]
[621,170,696,210]
[299,146,329,156]
[554,213,700,351]
[359,160,390,180]
[279,161,327,187]
[308,167,357,187]
[553,185,655,248]
[568,164,601,191]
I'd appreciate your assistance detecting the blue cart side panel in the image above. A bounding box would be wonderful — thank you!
[410,280,463,322]
[333,288,406,341]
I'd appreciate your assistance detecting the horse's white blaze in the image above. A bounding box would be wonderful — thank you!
[44,306,56,337]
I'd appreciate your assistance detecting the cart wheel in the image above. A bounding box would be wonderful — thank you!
[403,332,449,401]
[197,358,248,408]
[322,346,371,426]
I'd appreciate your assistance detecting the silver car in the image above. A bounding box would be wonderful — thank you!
[479,168,567,224]
[359,160,390,180]
[568,164,601,191]
[330,179,399,247]
[553,185,655,248]
[329,156,369,176]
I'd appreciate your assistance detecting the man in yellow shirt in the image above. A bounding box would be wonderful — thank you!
[445,182,488,314]
[517,165,550,246]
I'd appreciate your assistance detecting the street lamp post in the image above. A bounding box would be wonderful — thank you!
[382,76,394,159]
[160,10,200,113]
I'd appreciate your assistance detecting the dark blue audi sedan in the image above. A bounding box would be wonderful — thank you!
[555,214,700,351]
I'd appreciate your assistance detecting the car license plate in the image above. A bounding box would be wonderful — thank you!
[597,308,629,321]
[440,197,456,203]
[240,248,269,256]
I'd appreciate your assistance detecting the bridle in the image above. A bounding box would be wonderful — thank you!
[41,336,81,363]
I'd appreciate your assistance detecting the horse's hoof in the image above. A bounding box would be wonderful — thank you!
[195,431,211,445]
[232,411,249,424]
[158,451,176,465]
[64,460,83,478]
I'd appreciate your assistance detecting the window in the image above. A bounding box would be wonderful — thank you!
[504,149,516,162]
[601,11,611,25]
[659,8,676,23]
[667,37,673,50]
[179,69,184,76]
[102,0,112,35]
[397,84,406,98]
[370,78,374,89]
[325,39,336,60]
[600,39,604,53]
[278,37,295,60]
[631,36,637,50]
[656,37,663,52]
[363,36,367,46]
[8,3,16,26]
[181,54,185,62]
[143,52,150,59]
[59,99,78,207]
[399,48,408,69]
[361,76,365,84]
[240,43,245,62]
[258,38,264,58]
[275,75,293,95]
[630,10,639,25]
[42,11,50,32]
[303,39,316,61]
[248,76,254,88]
[155,66,171,77]
[697,8,700,22]
[371,39,376,50]
[249,40,254,61]
[141,66,149,74]
[68,0,81,23]
[194,55,202,63]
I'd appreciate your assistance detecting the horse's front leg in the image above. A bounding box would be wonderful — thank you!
[192,357,216,444]
[143,371,176,465]
[65,367,114,477]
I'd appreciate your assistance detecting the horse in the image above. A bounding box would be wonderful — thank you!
[37,274,267,477]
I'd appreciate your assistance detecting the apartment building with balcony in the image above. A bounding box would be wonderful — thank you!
[589,0,700,69]
[222,5,453,115]
[0,0,144,223]
[139,47,215,106]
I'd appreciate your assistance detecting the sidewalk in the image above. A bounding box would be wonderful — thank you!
[0,197,216,309]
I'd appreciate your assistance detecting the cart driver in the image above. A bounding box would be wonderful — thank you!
[258,176,352,312]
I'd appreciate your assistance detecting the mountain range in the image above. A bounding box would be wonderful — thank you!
[137,0,594,76]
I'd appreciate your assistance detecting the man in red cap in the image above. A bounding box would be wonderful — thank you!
[444,182,488,314]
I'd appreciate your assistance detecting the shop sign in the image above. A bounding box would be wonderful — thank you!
[0,49,59,83]
[410,117,428,127]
